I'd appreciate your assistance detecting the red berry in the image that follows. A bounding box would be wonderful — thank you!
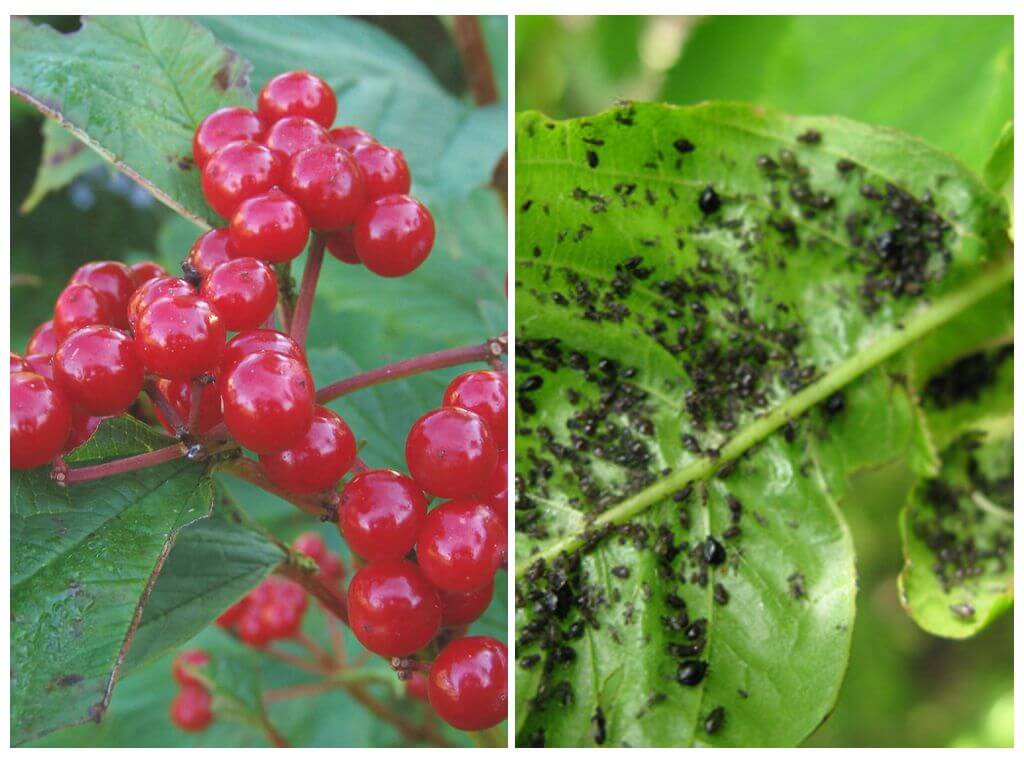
[263,116,330,163]
[405,672,429,701]
[229,188,310,263]
[440,581,494,627]
[427,636,507,731]
[10,371,72,470]
[329,125,376,151]
[258,71,336,128]
[351,143,410,200]
[170,685,214,732]
[443,370,508,447]
[53,283,113,342]
[172,649,211,687]
[326,226,360,264]
[476,450,508,521]
[153,378,223,435]
[187,228,240,280]
[128,260,167,286]
[71,261,135,329]
[219,328,306,378]
[405,407,497,498]
[193,106,264,169]
[236,602,272,646]
[127,276,194,329]
[11,353,32,373]
[24,353,54,381]
[338,469,428,561]
[347,560,441,657]
[283,144,365,231]
[201,257,278,331]
[259,406,357,494]
[255,577,308,639]
[201,140,282,219]
[65,409,103,453]
[54,326,144,416]
[354,194,435,277]
[216,599,247,629]
[416,500,505,593]
[319,552,345,583]
[135,295,226,380]
[221,350,314,453]
[27,319,58,356]
[293,531,328,563]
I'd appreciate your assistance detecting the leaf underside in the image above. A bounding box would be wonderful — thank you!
[513,102,1010,747]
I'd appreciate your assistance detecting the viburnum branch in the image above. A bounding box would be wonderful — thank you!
[52,443,188,486]
[344,681,451,747]
[273,262,296,334]
[187,380,204,432]
[144,379,187,438]
[452,16,499,106]
[277,559,349,625]
[292,631,335,669]
[290,232,327,348]
[316,332,508,404]
[254,643,329,676]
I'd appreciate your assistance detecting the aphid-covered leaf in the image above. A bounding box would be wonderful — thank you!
[514,102,1010,746]
[11,418,214,744]
[20,119,105,213]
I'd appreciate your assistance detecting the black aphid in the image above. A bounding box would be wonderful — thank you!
[591,707,606,744]
[611,565,630,579]
[587,150,599,168]
[518,375,544,393]
[950,603,976,621]
[674,138,696,153]
[698,186,722,215]
[704,706,726,734]
[713,583,730,606]
[703,536,727,566]
[676,660,708,686]
[797,129,821,145]
[519,654,541,669]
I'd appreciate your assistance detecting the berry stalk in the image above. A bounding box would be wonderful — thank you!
[277,558,349,624]
[52,443,187,486]
[452,16,499,106]
[289,232,327,348]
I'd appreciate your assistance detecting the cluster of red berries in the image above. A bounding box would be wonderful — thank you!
[169,649,214,732]
[194,70,434,277]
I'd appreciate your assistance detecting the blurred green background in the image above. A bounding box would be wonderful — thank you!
[515,15,1013,748]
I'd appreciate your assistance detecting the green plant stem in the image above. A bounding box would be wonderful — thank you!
[515,257,1015,578]
[289,233,326,348]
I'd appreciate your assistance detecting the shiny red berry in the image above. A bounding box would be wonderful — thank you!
[293,531,328,563]
[170,685,213,732]
[258,71,336,128]
[329,125,376,151]
[347,559,441,657]
[229,188,310,263]
[201,140,282,219]
[405,672,429,701]
[263,115,330,163]
[153,378,223,435]
[338,469,428,561]
[351,142,410,200]
[235,601,272,646]
[283,144,365,231]
[405,406,497,498]
[71,261,135,329]
[326,226,360,264]
[135,295,226,381]
[24,353,54,381]
[10,371,72,470]
[256,577,308,639]
[186,228,240,280]
[201,257,277,331]
[127,276,195,329]
[416,500,505,593]
[221,350,314,453]
[440,581,494,627]
[27,319,58,356]
[259,405,357,494]
[172,649,211,687]
[219,328,306,378]
[476,450,508,521]
[193,106,264,169]
[128,261,167,286]
[53,283,113,342]
[443,370,508,447]
[427,636,507,731]
[54,326,144,416]
[354,194,435,277]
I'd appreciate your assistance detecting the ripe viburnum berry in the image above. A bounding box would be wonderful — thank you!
[440,580,494,627]
[25,353,54,380]
[353,194,435,277]
[476,450,509,520]
[293,531,328,563]
[405,406,498,498]
[201,140,282,219]
[54,326,144,416]
[128,260,167,286]
[27,319,58,356]
[10,372,72,470]
[53,283,113,342]
[338,469,428,561]
[170,685,213,732]
[218,328,306,378]
[193,106,264,169]
[325,226,360,264]
[258,70,337,128]
[416,499,505,593]
[263,115,330,163]
[283,144,365,231]
[220,350,314,453]
[153,378,223,435]
[172,649,211,687]
[259,406,357,494]
[201,257,278,331]
[350,142,410,200]
[443,369,508,447]
[427,636,508,731]
[347,559,441,657]
[186,228,239,281]
[135,295,226,381]
[71,261,135,329]
[329,125,375,151]
[127,276,194,329]
[229,577,308,646]
[229,188,310,263]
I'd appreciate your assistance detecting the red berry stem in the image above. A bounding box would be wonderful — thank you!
[249,641,329,675]
[277,559,349,625]
[52,443,187,486]
[452,16,499,107]
[187,380,205,432]
[260,713,291,749]
[315,332,508,404]
[145,379,188,438]
[292,631,334,669]
[289,233,327,348]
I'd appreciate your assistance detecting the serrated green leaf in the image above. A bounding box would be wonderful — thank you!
[20,119,105,213]
[513,102,1011,746]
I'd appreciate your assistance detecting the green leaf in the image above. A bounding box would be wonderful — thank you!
[11,418,214,744]
[514,102,1010,746]
[660,16,1013,173]
[20,119,105,213]
[983,122,1013,235]
[899,432,1013,638]
[10,16,253,226]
